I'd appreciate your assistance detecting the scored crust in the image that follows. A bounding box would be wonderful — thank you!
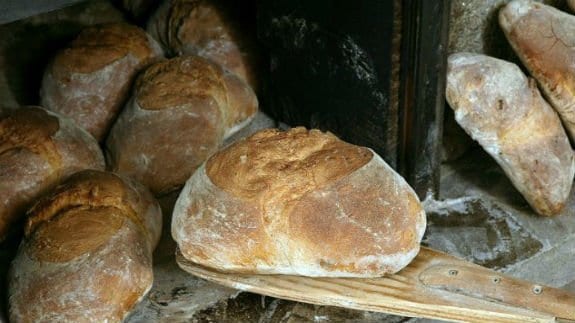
[135,55,227,111]
[8,170,161,322]
[0,108,61,169]
[53,23,158,76]
[42,23,164,141]
[134,55,257,131]
[206,127,373,200]
[147,0,257,87]
[25,170,161,253]
[106,55,257,195]
[28,207,124,263]
[174,127,426,277]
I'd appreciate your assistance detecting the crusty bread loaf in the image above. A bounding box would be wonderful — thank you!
[499,0,575,142]
[0,106,104,241]
[106,55,258,195]
[40,23,163,141]
[446,53,575,216]
[9,170,162,323]
[147,0,257,88]
[172,127,426,277]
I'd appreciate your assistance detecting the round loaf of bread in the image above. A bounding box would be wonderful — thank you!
[147,0,258,88]
[106,55,258,195]
[172,127,426,277]
[0,106,105,242]
[9,170,162,322]
[40,23,163,141]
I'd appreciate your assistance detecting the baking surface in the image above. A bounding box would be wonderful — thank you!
[175,246,574,322]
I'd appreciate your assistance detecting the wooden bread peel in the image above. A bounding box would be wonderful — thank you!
[176,247,575,322]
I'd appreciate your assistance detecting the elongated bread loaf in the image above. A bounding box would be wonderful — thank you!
[500,0,575,142]
[147,0,257,88]
[8,170,162,323]
[446,53,575,216]
[0,107,104,241]
[172,127,426,277]
[106,55,257,195]
[40,23,163,141]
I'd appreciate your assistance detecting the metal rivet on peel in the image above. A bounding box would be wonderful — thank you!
[532,285,543,295]
[448,269,458,276]
[492,277,501,284]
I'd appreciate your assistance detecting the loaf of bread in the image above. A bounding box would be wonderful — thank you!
[147,0,257,88]
[172,127,426,277]
[0,106,104,241]
[499,0,575,142]
[446,53,575,216]
[40,23,163,141]
[106,55,258,195]
[9,170,162,322]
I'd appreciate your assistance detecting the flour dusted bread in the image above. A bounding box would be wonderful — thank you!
[106,55,257,195]
[0,107,104,242]
[172,127,426,277]
[499,0,575,142]
[147,0,257,88]
[9,170,162,323]
[446,53,575,216]
[40,23,163,141]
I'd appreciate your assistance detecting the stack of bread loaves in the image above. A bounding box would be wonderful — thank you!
[445,0,575,216]
[3,0,429,320]
[5,1,261,320]
[172,127,426,277]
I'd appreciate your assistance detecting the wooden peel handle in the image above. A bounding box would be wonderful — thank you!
[419,264,575,321]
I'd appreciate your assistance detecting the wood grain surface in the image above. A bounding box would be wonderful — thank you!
[177,247,575,322]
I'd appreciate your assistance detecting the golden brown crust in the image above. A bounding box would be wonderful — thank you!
[42,23,163,141]
[53,23,157,75]
[167,0,202,51]
[107,95,224,195]
[28,206,124,262]
[0,108,61,170]
[8,169,161,322]
[288,173,422,274]
[149,0,257,87]
[206,127,372,200]
[446,52,575,216]
[499,1,575,141]
[135,55,227,111]
[10,222,153,322]
[222,72,258,131]
[26,171,149,242]
[173,127,425,276]
[0,150,52,241]
[106,55,257,195]
[0,107,105,241]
